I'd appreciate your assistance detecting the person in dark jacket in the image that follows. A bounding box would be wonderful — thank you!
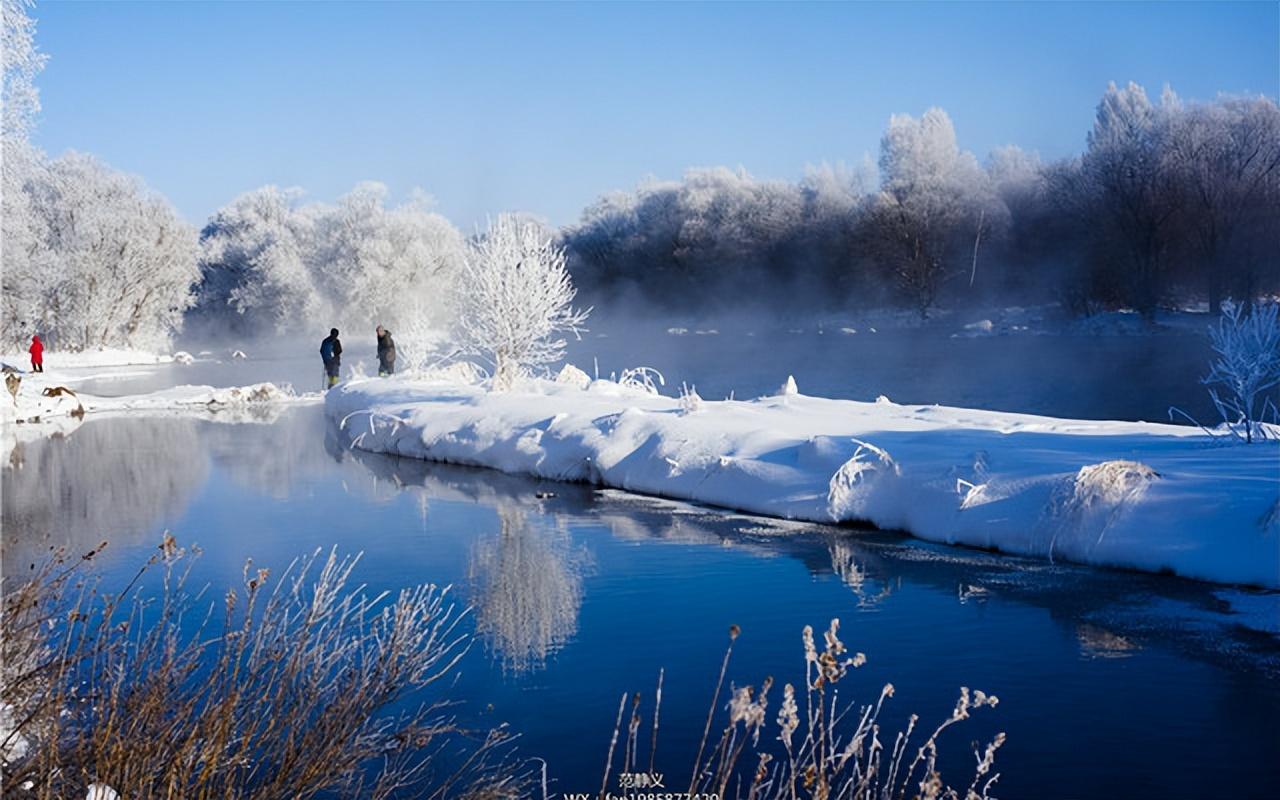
[376,325,396,377]
[320,328,342,388]
[29,334,43,373]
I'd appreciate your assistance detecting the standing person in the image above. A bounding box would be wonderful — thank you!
[320,328,342,388]
[376,325,396,377]
[29,334,43,373]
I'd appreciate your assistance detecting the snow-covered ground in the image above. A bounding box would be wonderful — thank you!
[326,374,1280,588]
[1,358,322,465]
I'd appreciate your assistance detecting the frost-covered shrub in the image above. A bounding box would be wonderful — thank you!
[678,382,702,415]
[600,619,1004,800]
[615,366,664,395]
[455,215,590,390]
[1202,300,1280,443]
[2,543,527,798]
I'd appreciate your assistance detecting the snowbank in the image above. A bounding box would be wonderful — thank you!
[327,377,1280,588]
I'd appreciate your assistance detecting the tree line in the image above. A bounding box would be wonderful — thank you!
[562,84,1280,318]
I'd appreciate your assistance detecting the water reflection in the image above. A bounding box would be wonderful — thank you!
[469,507,586,674]
[2,416,209,575]
[827,537,897,608]
[2,410,1278,798]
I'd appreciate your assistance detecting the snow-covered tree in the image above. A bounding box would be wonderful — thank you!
[309,183,465,333]
[1165,96,1280,313]
[456,214,589,389]
[192,186,319,337]
[192,183,466,342]
[1080,82,1183,318]
[865,108,1002,316]
[2,0,45,143]
[28,153,200,350]
[1,0,50,346]
[1202,300,1280,443]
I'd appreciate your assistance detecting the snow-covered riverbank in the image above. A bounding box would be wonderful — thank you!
[1,360,322,465]
[327,376,1280,588]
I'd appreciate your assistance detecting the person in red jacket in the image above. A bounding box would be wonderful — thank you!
[29,334,43,373]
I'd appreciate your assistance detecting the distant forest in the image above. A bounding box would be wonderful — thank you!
[561,83,1280,318]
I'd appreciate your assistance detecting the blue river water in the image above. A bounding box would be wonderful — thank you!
[3,406,1277,798]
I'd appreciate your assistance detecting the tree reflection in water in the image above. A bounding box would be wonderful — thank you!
[468,507,585,674]
[2,416,209,577]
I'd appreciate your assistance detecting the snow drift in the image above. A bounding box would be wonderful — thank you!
[326,377,1280,588]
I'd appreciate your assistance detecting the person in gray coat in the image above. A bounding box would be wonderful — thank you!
[376,325,396,377]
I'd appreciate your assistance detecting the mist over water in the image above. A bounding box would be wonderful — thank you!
[563,309,1218,422]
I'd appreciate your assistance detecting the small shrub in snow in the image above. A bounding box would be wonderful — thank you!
[455,214,590,390]
[678,382,703,415]
[1202,300,1280,443]
[827,439,899,521]
[614,366,664,395]
[1046,460,1159,557]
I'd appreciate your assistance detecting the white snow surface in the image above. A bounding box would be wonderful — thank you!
[327,376,1280,588]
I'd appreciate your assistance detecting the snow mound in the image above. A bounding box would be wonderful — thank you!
[555,363,592,389]
[230,349,248,359]
[205,383,294,405]
[326,380,1280,587]
[173,351,195,365]
[420,361,485,385]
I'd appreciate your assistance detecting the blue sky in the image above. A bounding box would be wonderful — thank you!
[29,1,1279,229]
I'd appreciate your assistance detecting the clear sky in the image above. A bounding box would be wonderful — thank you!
[28,0,1279,230]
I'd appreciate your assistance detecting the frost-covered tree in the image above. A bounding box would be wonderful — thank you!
[191,186,319,336]
[1,0,50,346]
[1202,300,1280,443]
[27,153,200,350]
[309,183,465,332]
[1080,82,1183,318]
[193,183,466,342]
[865,108,1003,316]
[1165,96,1280,313]
[2,0,45,144]
[456,214,589,389]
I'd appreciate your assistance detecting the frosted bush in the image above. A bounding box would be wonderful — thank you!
[1203,300,1280,443]
[678,382,702,415]
[614,366,664,395]
[827,439,899,521]
[1045,460,1159,557]
[455,214,590,390]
